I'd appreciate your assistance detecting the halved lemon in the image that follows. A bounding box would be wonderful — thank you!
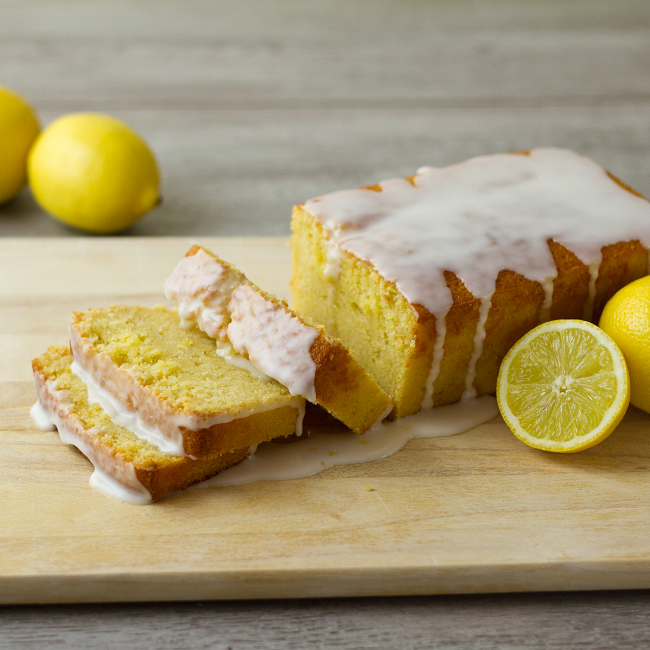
[497,320,629,452]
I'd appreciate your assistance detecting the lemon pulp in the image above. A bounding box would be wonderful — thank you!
[497,320,629,452]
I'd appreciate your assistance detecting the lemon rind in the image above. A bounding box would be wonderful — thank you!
[496,319,630,453]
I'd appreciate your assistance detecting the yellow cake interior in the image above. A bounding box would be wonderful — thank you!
[73,305,294,417]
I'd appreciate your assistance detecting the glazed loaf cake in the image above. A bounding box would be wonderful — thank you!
[164,245,393,433]
[291,148,650,418]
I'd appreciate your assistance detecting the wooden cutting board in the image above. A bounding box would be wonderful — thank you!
[2,237,650,605]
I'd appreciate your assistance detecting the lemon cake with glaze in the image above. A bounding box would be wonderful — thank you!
[164,245,393,434]
[69,305,304,458]
[291,148,650,418]
[32,346,250,503]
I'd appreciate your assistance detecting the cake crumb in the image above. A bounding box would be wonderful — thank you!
[328,450,337,456]
[364,484,374,492]
[360,439,369,445]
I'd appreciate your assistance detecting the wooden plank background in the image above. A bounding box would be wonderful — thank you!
[1,0,650,648]
[1,0,649,238]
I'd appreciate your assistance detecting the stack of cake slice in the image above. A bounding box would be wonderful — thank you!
[32,255,392,503]
[32,305,306,503]
[163,245,393,433]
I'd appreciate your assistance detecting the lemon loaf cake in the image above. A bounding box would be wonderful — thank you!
[291,148,650,418]
[69,305,304,458]
[164,245,393,433]
[32,346,250,503]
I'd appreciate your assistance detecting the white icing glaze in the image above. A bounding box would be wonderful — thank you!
[31,382,152,505]
[227,284,319,401]
[215,340,272,382]
[70,360,187,457]
[421,318,446,410]
[583,262,600,321]
[87,466,152,505]
[462,294,493,401]
[164,248,246,341]
[165,248,321,404]
[303,148,650,405]
[539,278,554,323]
[199,395,499,487]
[30,400,56,430]
[323,238,342,281]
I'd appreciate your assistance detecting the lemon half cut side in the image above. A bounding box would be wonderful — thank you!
[497,320,629,453]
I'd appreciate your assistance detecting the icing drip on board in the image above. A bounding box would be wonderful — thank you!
[199,396,499,488]
[303,148,650,408]
[31,396,152,505]
[32,376,494,501]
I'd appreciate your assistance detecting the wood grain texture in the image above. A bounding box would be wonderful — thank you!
[3,591,650,650]
[3,238,650,606]
[0,0,648,237]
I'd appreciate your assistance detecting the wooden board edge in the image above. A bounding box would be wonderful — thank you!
[3,560,650,604]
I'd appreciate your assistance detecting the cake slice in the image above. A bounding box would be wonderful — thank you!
[164,245,393,433]
[69,305,304,458]
[291,148,650,418]
[32,346,250,503]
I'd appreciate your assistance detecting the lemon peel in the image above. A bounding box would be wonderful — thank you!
[0,86,40,204]
[599,276,650,414]
[28,113,160,234]
[497,319,629,453]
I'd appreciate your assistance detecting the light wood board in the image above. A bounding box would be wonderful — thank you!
[3,237,650,605]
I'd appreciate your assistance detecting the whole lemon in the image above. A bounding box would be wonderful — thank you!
[28,113,160,234]
[0,86,40,204]
[599,276,650,413]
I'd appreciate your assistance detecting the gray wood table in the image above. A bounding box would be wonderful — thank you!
[2,0,650,647]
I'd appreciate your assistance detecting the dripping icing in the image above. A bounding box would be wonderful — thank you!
[462,295,493,401]
[583,261,601,321]
[31,392,152,505]
[200,396,499,488]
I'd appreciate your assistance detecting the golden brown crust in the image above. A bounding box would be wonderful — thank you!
[311,334,393,432]
[135,447,248,500]
[180,406,300,457]
[593,240,648,322]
